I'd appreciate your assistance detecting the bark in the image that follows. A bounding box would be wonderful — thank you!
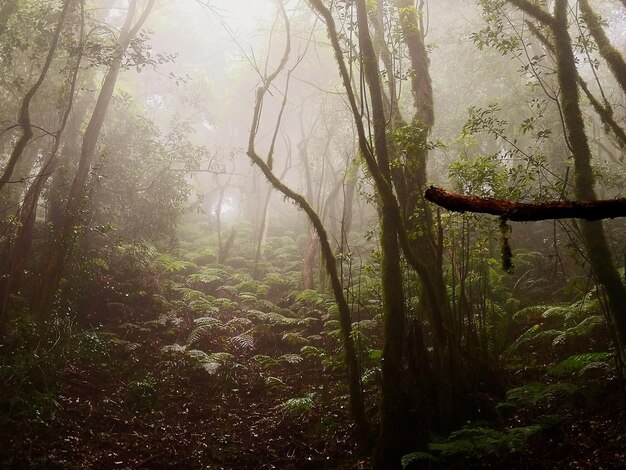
[0,145,38,219]
[579,0,626,96]
[505,0,626,351]
[308,1,453,460]
[353,1,412,466]
[246,149,372,449]
[425,186,626,221]
[249,1,372,448]
[0,0,72,193]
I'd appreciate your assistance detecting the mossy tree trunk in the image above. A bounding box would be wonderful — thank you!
[502,0,626,353]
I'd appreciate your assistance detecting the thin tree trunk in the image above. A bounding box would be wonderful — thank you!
[0,0,72,193]
[33,0,155,319]
[0,1,85,326]
[507,0,626,351]
[579,0,626,95]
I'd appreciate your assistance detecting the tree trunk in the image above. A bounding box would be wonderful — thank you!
[33,0,155,319]
[0,0,72,193]
[579,0,626,95]
[551,0,626,352]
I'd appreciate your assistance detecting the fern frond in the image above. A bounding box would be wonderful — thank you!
[361,367,381,386]
[401,451,437,468]
[161,344,187,354]
[188,317,225,345]
[245,309,296,326]
[547,352,612,377]
[552,316,605,346]
[225,317,254,332]
[282,332,310,347]
[501,382,579,408]
[265,376,287,390]
[300,345,325,360]
[252,354,280,368]
[230,334,254,350]
[155,254,195,272]
[279,353,303,364]
[278,395,315,416]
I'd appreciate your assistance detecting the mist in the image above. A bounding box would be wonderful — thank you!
[1,0,626,468]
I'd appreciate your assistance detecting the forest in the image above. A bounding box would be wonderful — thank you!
[1,0,625,468]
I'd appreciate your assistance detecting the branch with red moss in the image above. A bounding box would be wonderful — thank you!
[425,186,626,221]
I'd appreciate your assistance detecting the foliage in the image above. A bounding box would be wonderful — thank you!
[428,422,545,457]
[547,352,613,378]
[499,382,580,408]
[278,394,315,417]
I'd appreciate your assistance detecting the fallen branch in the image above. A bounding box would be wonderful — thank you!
[424,186,626,221]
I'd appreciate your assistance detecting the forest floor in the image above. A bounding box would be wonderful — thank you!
[2,325,625,469]
[2,228,626,469]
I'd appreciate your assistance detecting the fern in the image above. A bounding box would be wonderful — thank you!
[300,345,325,360]
[428,423,544,457]
[230,334,254,350]
[155,254,195,272]
[188,298,218,314]
[551,316,605,346]
[185,350,235,374]
[361,367,381,386]
[239,292,258,303]
[500,382,579,408]
[161,344,187,354]
[186,266,226,285]
[279,353,303,364]
[323,319,340,333]
[245,309,296,326]
[188,317,225,345]
[291,289,334,307]
[429,427,503,456]
[225,317,253,332]
[210,297,236,312]
[278,394,315,416]
[265,376,287,391]
[506,325,561,352]
[547,352,612,378]
[252,355,280,368]
[401,451,437,468]
[282,332,310,347]
[175,287,208,302]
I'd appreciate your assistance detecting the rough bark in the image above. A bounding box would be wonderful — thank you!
[0,0,19,36]
[425,186,626,221]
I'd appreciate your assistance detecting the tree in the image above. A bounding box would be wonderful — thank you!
[33,0,157,319]
[463,0,626,356]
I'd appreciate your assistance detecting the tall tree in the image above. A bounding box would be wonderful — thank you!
[33,0,157,319]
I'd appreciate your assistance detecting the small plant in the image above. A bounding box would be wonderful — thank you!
[278,394,315,417]
[126,374,157,411]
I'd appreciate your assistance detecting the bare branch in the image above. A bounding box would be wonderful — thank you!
[425,186,626,221]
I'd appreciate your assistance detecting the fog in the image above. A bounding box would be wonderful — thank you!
[1,1,626,468]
